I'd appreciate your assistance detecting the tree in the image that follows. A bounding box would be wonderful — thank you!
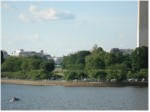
[85,54,105,70]
[1,56,55,80]
[77,70,87,80]
[2,57,22,72]
[105,53,116,66]
[61,50,90,70]
[139,69,148,79]
[96,70,107,81]
[40,60,55,72]
[115,69,126,81]
[87,69,106,81]
[76,51,91,60]
[106,70,127,81]
[21,58,29,70]
[28,58,42,70]
[127,71,132,79]
[63,71,78,81]
[131,46,148,71]
[92,56,105,69]
[106,70,113,80]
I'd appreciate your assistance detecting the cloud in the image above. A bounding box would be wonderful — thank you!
[19,13,31,22]
[19,5,75,22]
[2,3,14,12]
[29,5,38,13]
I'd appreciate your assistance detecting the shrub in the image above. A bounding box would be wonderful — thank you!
[28,69,52,80]
[87,69,107,81]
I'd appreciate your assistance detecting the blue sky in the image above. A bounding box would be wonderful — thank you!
[1,1,138,57]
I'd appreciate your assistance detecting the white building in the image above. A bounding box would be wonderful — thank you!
[11,49,51,59]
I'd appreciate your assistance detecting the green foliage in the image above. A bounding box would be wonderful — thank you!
[105,53,116,66]
[28,58,42,70]
[28,69,52,80]
[76,70,87,80]
[139,69,148,78]
[3,45,148,81]
[105,63,131,71]
[131,46,148,71]
[2,57,22,72]
[106,69,127,81]
[61,50,90,70]
[1,56,55,80]
[105,70,113,80]
[63,70,87,81]
[87,69,107,81]
[1,72,15,78]
[61,45,149,81]
[40,59,55,72]
[63,70,78,81]
[14,71,28,79]
[127,69,148,79]
[85,54,105,70]
[127,71,132,79]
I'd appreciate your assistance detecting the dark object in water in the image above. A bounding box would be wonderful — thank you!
[10,97,20,102]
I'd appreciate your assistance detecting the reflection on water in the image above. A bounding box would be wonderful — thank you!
[1,84,148,110]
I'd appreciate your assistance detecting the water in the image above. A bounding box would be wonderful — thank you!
[1,84,148,110]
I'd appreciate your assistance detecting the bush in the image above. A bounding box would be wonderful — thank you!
[28,69,52,80]
[106,69,127,81]
[1,72,15,78]
[1,57,22,72]
[40,60,55,72]
[63,71,77,81]
[76,70,87,80]
[87,69,107,81]
[1,56,55,80]
[14,71,28,79]
[139,69,148,78]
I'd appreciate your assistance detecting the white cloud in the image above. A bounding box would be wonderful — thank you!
[2,3,14,12]
[19,5,75,22]
[29,5,38,13]
[19,13,30,22]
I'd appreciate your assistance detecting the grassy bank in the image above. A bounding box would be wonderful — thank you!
[1,79,148,87]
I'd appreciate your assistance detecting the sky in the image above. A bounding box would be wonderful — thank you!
[1,1,138,57]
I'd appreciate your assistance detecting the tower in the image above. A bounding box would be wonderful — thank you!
[137,0,148,47]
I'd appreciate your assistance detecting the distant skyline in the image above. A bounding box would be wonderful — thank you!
[1,1,138,57]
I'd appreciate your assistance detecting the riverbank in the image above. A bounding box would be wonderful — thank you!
[1,79,148,87]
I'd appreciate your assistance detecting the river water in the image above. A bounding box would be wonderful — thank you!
[1,84,148,110]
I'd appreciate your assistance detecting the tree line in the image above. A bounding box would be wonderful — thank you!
[1,56,55,80]
[1,45,148,81]
[61,45,148,81]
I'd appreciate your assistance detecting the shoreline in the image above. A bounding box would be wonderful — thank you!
[1,79,148,87]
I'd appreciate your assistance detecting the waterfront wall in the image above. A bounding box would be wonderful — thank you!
[1,79,148,87]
